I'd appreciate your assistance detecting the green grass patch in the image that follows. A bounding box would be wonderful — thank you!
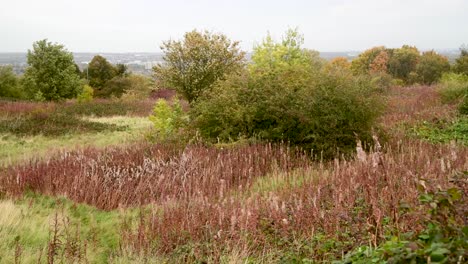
[0,193,134,263]
[411,116,468,145]
[0,116,151,166]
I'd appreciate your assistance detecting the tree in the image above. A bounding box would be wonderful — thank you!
[323,57,351,76]
[250,28,324,75]
[115,63,129,77]
[248,28,324,92]
[369,50,390,74]
[0,66,23,99]
[415,51,450,84]
[388,45,420,83]
[350,46,387,75]
[23,39,81,101]
[87,55,117,93]
[454,45,468,75]
[154,30,245,103]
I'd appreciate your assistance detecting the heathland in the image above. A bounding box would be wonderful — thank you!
[0,29,467,263]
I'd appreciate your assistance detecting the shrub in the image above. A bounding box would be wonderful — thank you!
[193,70,382,158]
[77,85,94,103]
[148,99,189,142]
[340,180,467,264]
[438,73,468,108]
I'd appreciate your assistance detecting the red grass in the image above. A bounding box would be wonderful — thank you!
[0,143,307,210]
[120,139,467,256]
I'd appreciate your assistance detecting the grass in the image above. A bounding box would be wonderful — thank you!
[0,193,140,263]
[0,116,152,166]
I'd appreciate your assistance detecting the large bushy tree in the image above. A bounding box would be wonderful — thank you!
[23,39,81,101]
[154,30,245,103]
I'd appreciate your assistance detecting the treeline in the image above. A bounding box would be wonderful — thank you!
[0,40,153,101]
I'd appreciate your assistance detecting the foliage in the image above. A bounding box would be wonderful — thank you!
[351,45,423,85]
[148,98,189,142]
[22,39,81,101]
[323,57,352,76]
[100,76,132,98]
[388,45,420,83]
[460,96,468,115]
[437,73,468,107]
[454,45,468,75]
[350,46,387,75]
[369,50,389,74]
[415,51,450,84]
[121,74,153,99]
[250,28,324,76]
[87,55,117,92]
[190,29,381,158]
[193,58,382,158]
[339,180,467,264]
[0,66,24,99]
[412,117,468,145]
[154,30,245,103]
[77,84,94,103]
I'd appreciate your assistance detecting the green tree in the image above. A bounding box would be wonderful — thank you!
[248,28,324,93]
[23,39,81,101]
[154,30,245,103]
[415,51,450,84]
[87,55,117,93]
[454,45,468,75]
[0,66,24,99]
[388,45,420,83]
[115,63,129,77]
[250,28,324,76]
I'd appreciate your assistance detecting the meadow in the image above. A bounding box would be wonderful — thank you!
[0,84,466,263]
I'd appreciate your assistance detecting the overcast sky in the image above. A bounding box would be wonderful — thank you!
[1,0,467,53]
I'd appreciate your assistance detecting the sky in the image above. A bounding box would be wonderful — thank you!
[0,0,467,53]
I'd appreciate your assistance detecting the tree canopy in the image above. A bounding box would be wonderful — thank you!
[154,30,245,103]
[23,39,81,101]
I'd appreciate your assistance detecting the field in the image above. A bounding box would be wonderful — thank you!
[0,86,466,263]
